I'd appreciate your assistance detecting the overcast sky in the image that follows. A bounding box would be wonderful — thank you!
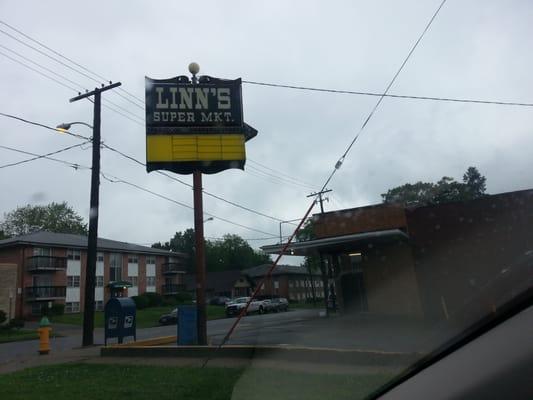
[1,0,532,260]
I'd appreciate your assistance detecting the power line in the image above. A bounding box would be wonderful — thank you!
[246,164,317,190]
[0,144,90,170]
[0,141,279,237]
[0,48,144,127]
[320,0,449,192]
[0,44,86,91]
[0,111,90,140]
[0,141,91,169]
[247,158,318,189]
[101,143,297,224]
[243,80,533,108]
[100,173,279,237]
[243,168,310,191]
[0,20,145,107]
[0,110,288,225]
[0,49,80,92]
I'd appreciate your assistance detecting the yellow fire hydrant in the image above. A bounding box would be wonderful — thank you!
[37,316,51,355]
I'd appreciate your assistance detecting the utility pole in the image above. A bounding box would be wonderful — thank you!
[190,64,207,345]
[69,82,121,347]
[307,189,332,214]
[307,189,332,315]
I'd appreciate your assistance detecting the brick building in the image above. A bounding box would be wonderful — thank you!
[185,265,324,302]
[241,264,324,302]
[0,231,186,319]
[262,189,533,321]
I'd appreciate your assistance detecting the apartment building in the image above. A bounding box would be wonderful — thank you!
[241,264,324,302]
[0,231,186,319]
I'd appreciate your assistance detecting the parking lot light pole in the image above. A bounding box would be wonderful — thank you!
[68,82,121,347]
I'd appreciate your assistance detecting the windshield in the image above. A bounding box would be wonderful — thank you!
[0,1,531,400]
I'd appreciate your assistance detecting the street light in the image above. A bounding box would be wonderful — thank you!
[204,217,214,223]
[56,121,94,132]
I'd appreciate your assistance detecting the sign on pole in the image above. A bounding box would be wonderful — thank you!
[145,75,257,174]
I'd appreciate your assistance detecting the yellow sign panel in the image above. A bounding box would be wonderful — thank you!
[147,134,246,162]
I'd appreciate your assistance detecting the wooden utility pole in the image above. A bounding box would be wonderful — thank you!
[70,82,121,347]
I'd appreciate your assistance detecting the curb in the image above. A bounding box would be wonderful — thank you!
[101,344,421,366]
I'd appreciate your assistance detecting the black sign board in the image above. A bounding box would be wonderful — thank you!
[145,75,255,174]
[146,76,243,130]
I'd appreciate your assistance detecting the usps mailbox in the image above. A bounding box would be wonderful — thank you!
[177,305,198,345]
[104,297,136,345]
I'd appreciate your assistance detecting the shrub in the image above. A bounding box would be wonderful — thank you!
[50,303,65,316]
[162,296,177,306]
[8,318,24,329]
[131,295,150,309]
[144,292,163,307]
[0,310,6,325]
[175,292,193,304]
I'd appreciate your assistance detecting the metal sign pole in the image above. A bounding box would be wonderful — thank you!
[190,65,207,345]
[193,170,207,345]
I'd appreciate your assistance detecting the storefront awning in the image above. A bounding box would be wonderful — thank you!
[261,229,409,256]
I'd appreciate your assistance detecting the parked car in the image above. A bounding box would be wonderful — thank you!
[158,308,178,325]
[270,297,289,312]
[262,299,277,313]
[225,297,264,317]
[209,296,231,306]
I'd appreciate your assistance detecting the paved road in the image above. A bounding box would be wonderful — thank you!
[1,308,453,369]
[0,309,320,365]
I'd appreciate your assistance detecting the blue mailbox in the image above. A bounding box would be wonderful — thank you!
[104,297,136,345]
[178,305,198,345]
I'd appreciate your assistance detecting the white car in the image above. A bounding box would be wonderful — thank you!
[225,297,264,317]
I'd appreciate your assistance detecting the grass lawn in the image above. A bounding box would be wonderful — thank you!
[50,305,226,328]
[0,363,392,400]
[0,329,40,343]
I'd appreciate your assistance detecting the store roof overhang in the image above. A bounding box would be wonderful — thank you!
[261,229,409,256]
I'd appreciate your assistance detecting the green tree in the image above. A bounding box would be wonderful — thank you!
[152,228,195,272]
[153,230,270,273]
[381,166,487,206]
[206,234,270,272]
[0,202,88,237]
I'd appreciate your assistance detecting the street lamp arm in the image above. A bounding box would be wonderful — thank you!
[56,121,93,130]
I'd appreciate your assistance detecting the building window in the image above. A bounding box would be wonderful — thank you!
[96,276,104,287]
[146,255,156,265]
[274,280,279,289]
[65,302,80,313]
[97,252,104,262]
[95,300,104,311]
[67,249,81,260]
[128,255,138,264]
[289,280,293,288]
[33,247,51,257]
[146,276,156,287]
[67,276,80,287]
[110,253,122,282]
[129,276,138,286]
[300,280,304,288]
[31,303,42,315]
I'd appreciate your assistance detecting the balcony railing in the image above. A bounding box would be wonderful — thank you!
[162,262,186,275]
[161,284,186,295]
[26,256,67,272]
[25,286,66,301]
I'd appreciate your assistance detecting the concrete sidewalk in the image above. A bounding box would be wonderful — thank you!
[0,345,101,374]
